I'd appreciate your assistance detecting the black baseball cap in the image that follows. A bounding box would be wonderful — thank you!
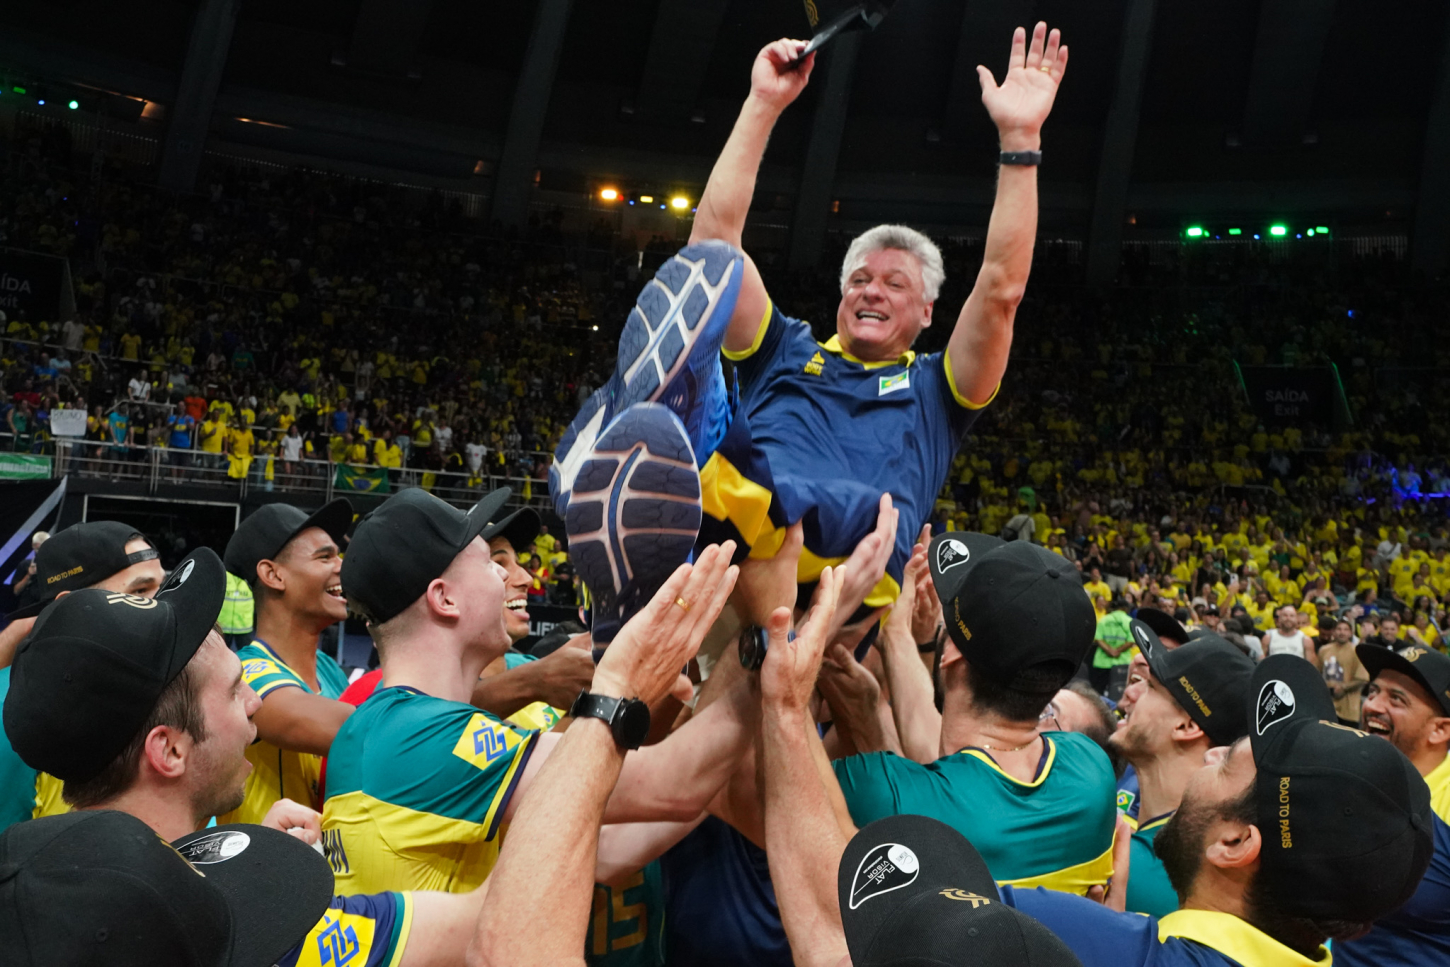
[1129,621,1255,746]
[0,810,332,967]
[343,486,521,624]
[10,520,159,619]
[1357,643,1450,716]
[487,504,541,558]
[223,498,352,585]
[797,0,897,60]
[934,538,1096,693]
[838,814,1082,967]
[1135,607,1189,646]
[3,547,226,782]
[1248,655,1433,921]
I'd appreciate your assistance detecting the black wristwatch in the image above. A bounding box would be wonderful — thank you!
[569,691,651,750]
[739,625,794,671]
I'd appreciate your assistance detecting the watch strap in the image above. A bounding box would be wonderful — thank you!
[999,150,1042,166]
[569,691,624,727]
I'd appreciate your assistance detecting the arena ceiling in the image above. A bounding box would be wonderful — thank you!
[2,0,1449,246]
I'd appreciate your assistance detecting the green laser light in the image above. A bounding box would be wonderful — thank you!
[1186,226,1204,237]
[1228,228,1243,236]
[1269,225,1288,237]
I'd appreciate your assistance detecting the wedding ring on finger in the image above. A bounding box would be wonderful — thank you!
[674,596,692,613]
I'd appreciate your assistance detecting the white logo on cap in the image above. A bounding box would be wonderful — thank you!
[1256,680,1296,736]
[1133,623,1154,656]
[171,559,195,587]
[849,843,920,910]
[936,540,970,574]
[176,830,250,865]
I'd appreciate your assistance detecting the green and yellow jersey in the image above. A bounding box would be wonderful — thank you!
[502,651,565,733]
[321,685,537,894]
[833,731,1117,893]
[280,891,413,967]
[219,640,350,826]
[587,862,667,967]
[1124,812,1179,918]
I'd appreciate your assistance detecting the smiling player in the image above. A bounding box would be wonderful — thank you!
[219,498,355,825]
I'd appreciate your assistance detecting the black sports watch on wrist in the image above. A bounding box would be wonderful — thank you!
[569,691,651,750]
[739,625,794,671]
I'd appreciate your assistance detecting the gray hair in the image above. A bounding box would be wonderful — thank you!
[839,224,945,302]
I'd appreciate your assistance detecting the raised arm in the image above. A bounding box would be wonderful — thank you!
[501,544,743,825]
[761,567,854,967]
[690,39,816,355]
[876,534,943,763]
[469,547,738,967]
[948,22,1068,405]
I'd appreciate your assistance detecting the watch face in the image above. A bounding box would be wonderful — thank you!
[617,699,652,749]
[739,626,766,670]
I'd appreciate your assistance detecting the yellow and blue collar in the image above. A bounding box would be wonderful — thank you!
[1424,751,1450,822]
[821,334,916,369]
[1158,910,1330,967]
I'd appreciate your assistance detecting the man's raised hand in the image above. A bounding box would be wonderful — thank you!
[761,567,842,715]
[750,39,816,114]
[977,22,1067,151]
[594,542,739,707]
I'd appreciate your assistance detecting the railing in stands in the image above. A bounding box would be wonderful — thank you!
[35,436,552,512]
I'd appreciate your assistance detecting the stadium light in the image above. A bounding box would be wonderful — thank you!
[11,86,25,94]
[36,99,44,106]
[1228,228,1242,236]
[670,196,689,210]
[599,188,618,201]
[1315,226,1329,234]
[1306,229,1315,236]
[68,100,78,110]
[639,195,654,203]
[1185,226,1204,238]
[1269,225,1287,237]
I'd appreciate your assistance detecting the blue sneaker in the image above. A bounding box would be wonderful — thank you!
[565,402,703,644]
[551,240,743,516]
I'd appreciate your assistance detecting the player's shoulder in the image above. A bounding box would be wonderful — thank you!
[237,642,303,685]
[279,891,409,967]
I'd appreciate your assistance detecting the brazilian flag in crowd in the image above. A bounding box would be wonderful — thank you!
[334,464,391,494]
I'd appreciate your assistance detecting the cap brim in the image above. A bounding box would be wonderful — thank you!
[1136,607,1189,645]
[1249,654,1338,757]
[7,597,49,621]
[483,506,541,555]
[463,487,513,550]
[171,824,334,967]
[1358,645,1450,717]
[928,532,1005,605]
[298,497,354,549]
[153,547,227,681]
[1129,618,1169,684]
[838,814,997,959]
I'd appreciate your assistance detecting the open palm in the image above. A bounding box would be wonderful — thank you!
[978,23,1067,143]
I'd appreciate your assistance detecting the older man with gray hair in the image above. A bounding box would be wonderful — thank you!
[553,25,1067,634]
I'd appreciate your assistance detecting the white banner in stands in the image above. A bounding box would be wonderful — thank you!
[50,409,87,437]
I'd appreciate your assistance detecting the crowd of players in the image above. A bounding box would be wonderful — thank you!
[0,23,1447,967]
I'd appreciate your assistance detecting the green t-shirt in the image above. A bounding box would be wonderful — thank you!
[0,667,39,832]
[1093,609,1137,669]
[1126,813,1180,919]
[586,860,667,967]
[321,685,538,894]
[833,732,1117,894]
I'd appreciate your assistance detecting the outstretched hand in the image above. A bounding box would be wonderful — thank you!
[829,493,898,642]
[761,566,842,714]
[977,22,1067,149]
[595,541,739,707]
[750,39,816,113]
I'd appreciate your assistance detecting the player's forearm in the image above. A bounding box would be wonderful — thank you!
[690,97,781,248]
[605,675,757,823]
[253,692,353,756]
[878,623,942,764]
[763,706,851,967]
[948,143,1038,404]
[467,718,622,967]
[594,814,707,887]
[0,617,35,670]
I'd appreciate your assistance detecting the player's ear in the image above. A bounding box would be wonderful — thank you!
[141,724,191,781]
[256,558,286,594]
[1204,810,1261,871]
